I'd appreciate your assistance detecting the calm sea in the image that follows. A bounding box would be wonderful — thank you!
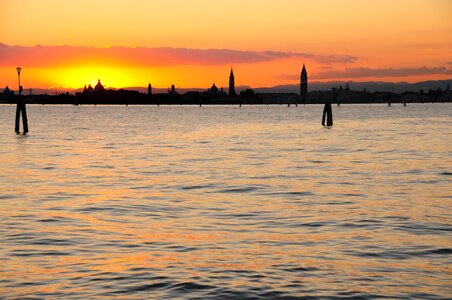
[0,104,451,299]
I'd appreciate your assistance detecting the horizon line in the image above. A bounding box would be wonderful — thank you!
[2,78,451,94]
[12,77,451,91]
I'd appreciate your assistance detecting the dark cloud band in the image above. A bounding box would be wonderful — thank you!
[316,67,452,79]
[0,43,356,67]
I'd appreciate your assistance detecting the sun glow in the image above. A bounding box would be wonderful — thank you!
[47,67,156,89]
[57,68,134,89]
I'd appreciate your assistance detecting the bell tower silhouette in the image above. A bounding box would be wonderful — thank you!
[300,64,308,99]
[229,67,236,97]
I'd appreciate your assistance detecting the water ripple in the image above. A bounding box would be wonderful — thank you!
[0,104,451,299]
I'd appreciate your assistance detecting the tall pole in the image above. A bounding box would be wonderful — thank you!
[15,67,28,133]
[17,67,21,96]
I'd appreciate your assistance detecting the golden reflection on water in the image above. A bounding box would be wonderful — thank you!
[0,105,451,298]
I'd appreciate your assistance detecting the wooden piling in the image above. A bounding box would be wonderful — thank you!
[15,102,28,134]
[15,104,20,133]
[322,103,333,126]
[22,103,28,133]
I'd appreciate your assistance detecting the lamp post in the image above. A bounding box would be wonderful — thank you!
[15,67,28,133]
[17,67,22,96]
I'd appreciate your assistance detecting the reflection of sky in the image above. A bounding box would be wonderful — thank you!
[0,104,451,297]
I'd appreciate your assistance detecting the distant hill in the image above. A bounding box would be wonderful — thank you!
[254,79,452,94]
[1,79,451,95]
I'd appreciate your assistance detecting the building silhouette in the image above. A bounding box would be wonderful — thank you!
[300,64,308,98]
[148,83,152,95]
[229,67,236,96]
[83,84,94,93]
[169,84,177,95]
[207,83,226,97]
[210,83,219,93]
[94,79,105,92]
[3,86,14,95]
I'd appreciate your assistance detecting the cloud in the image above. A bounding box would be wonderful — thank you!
[315,66,452,79]
[0,43,357,67]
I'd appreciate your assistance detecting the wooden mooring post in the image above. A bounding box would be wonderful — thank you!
[15,67,28,134]
[322,103,333,126]
[15,101,28,134]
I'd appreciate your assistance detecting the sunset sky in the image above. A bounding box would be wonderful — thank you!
[1,0,451,90]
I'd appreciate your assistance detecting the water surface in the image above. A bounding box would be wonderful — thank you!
[0,104,451,299]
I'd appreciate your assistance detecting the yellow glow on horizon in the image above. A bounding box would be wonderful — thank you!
[52,68,149,89]
[1,61,451,91]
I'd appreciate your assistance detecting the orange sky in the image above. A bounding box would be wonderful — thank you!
[0,0,451,89]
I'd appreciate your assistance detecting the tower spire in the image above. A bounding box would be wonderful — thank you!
[300,64,308,99]
[301,63,307,76]
[229,67,236,96]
